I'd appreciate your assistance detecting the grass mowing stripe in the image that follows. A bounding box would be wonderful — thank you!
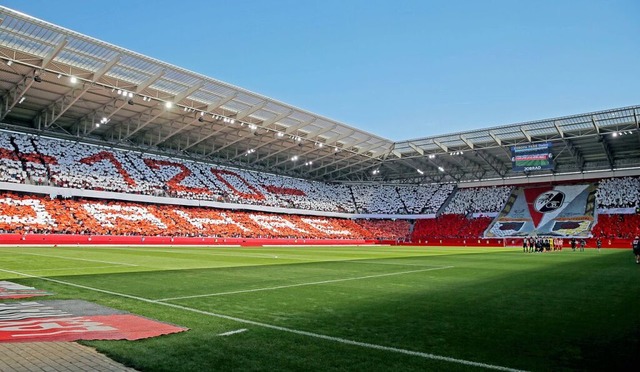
[155,266,454,301]
[87,246,464,266]
[0,250,139,267]
[0,267,525,372]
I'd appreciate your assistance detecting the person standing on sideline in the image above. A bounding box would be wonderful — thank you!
[632,237,640,264]
[596,237,602,252]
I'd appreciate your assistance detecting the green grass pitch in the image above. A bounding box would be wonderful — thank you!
[1,246,638,371]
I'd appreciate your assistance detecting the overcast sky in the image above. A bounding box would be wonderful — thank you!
[3,0,639,141]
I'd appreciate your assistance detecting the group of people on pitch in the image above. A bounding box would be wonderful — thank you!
[522,236,604,253]
[522,236,564,253]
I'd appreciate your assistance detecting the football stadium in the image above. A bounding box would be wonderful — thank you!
[0,4,639,371]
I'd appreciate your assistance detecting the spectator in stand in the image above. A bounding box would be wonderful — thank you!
[443,186,512,215]
[596,177,640,209]
[351,184,405,214]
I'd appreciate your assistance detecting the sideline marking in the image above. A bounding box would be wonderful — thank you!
[0,267,525,372]
[0,251,139,267]
[20,265,125,272]
[218,328,247,337]
[85,246,445,266]
[156,266,454,301]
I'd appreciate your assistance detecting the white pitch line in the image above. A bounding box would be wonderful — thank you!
[80,246,440,265]
[20,265,126,273]
[218,328,248,337]
[0,250,139,267]
[156,266,454,302]
[0,267,525,372]
[88,246,310,261]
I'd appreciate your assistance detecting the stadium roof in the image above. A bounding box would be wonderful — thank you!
[1,6,639,184]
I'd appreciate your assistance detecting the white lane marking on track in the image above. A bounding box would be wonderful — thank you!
[155,266,454,301]
[0,251,139,267]
[0,267,526,372]
[218,328,248,336]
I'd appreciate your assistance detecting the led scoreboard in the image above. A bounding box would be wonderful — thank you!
[511,142,554,172]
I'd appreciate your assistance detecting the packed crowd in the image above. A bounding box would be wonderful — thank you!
[592,214,640,239]
[351,184,405,214]
[0,130,459,214]
[0,191,417,239]
[411,214,493,240]
[354,219,412,240]
[0,131,25,183]
[2,130,640,220]
[596,177,640,209]
[443,186,513,215]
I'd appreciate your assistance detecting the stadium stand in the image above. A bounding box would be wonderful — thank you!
[411,215,493,240]
[0,131,26,184]
[443,186,513,214]
[351,184,405,214]
[4,127,640,247]
[0,130,457,215]
[0,191,374,239]
[354,219,412,240]
[592,214,640,239]
[596,176,640,209]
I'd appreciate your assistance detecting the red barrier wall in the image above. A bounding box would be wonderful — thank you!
[0,233,375,247]
[0,234,632,248]
[403,237,634,249]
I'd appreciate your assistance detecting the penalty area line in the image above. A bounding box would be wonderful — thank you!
[155,266,454,302]
[0,267,526,372]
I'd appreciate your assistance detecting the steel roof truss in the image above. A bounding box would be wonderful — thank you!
[0,72,35,121]
[118,81,204,140]
[600,136,615,169]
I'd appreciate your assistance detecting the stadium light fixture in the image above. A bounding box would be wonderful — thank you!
[6,60,13,66]
[57,73,62,79]
[438,166,445,172]
[33,75,42,83]
[18,96,25,104]
[417,169,424,175]
[69,76,78,84]
[165,101,173,109]
[291,155,298,161]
